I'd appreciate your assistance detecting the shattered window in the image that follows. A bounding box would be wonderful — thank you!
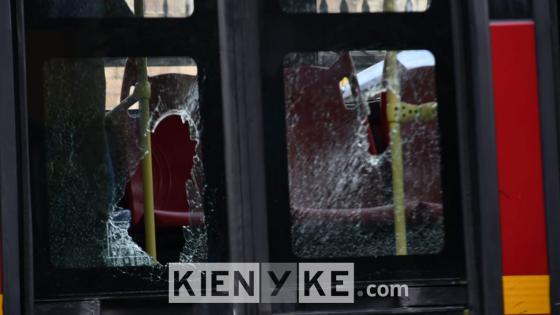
[43,57,208,269]
[284,50,444,258]
[281,0,431,13]
[45,0,194,18]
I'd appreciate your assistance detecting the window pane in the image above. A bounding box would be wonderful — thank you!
[46,0,194,18]
[284,50,443,258]
[43,57,207,269]
[281,0,431,14]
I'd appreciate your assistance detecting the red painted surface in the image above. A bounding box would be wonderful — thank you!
[491,21,548,275]
[126,115,201,229]
[120,70,204,229]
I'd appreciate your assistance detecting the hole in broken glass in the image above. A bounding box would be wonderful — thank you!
[284,50,444,258]
[43,57,208,272]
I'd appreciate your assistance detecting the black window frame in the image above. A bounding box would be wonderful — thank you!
[22,0,230,300]
[220,0,503,313]
[0,0,25,314]
[262,2,465,281]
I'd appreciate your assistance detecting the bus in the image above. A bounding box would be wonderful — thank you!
[1,0,559,314]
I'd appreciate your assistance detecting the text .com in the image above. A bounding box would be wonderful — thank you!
[169,263,409,303]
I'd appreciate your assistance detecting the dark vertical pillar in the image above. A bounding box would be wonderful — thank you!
[340,0,349,12]
[320,0,328,12]
[218,0,270,313]
[451,0,504,314]
[533,1,560,314]
[0,0,24,314]
[362,0,370,12]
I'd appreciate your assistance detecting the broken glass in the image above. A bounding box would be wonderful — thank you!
[44,57,207,269]
[284,50,444,258]
[281,0,431,14]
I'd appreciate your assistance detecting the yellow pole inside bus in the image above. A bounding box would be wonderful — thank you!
[384,0,408,256]
[134,0,157,260]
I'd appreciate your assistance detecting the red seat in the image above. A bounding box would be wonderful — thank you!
[119,59,203,230]
[125,114,203,229]
[284,52,441,212]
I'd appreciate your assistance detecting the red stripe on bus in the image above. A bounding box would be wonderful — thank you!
[491,21,548,276]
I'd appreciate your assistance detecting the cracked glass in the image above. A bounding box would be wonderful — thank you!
[284,50,444,258]
[43,57,208,270]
